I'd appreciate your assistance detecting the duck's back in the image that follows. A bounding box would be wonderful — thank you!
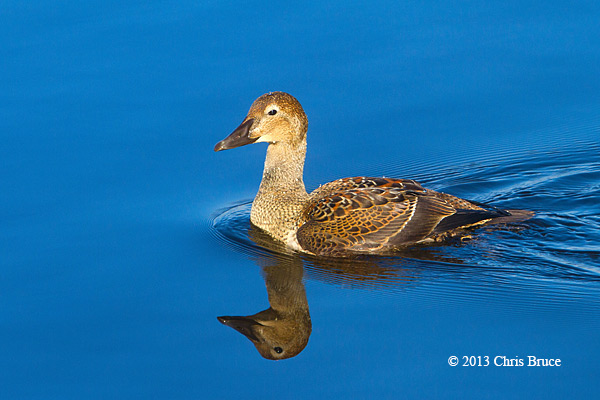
[296,177,515,255]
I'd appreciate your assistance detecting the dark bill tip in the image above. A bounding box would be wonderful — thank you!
[214,118,256,152]
[217,315,262,342]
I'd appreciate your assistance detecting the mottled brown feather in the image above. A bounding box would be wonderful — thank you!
[297,177,465,255]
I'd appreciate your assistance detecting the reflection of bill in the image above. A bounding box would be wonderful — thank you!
[218,256,311,360]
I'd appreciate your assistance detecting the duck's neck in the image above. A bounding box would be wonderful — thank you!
[260,140,307,194]
[250,140,310,242]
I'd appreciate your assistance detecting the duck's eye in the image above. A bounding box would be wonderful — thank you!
[273,346,283,354]
[268,109,277,115]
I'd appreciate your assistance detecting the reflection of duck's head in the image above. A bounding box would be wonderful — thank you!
[218,306,311,360]
[218,257,311,360]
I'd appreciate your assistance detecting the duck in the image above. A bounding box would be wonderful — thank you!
[214,92,533,256]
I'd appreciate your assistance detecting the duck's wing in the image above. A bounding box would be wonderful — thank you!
[297,185,456,255]
[298,177,514,255]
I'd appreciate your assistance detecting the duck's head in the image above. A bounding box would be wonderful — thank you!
[214,92,308,152]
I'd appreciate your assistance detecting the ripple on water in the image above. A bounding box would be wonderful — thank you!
[210,136,600,318]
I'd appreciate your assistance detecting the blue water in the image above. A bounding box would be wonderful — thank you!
[2,1,600,398]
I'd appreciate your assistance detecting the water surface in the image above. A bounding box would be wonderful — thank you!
[2,1,600,398]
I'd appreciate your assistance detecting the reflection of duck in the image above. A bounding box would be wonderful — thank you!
[216,225,450,360]
[218,257,311,360]
[215,92,533,256]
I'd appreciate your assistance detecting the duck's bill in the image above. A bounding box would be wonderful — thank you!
[217,315,262,342]
[214,118,256,151]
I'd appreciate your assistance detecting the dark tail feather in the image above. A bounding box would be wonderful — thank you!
[432,209,506,234]
[432,206,534,235]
